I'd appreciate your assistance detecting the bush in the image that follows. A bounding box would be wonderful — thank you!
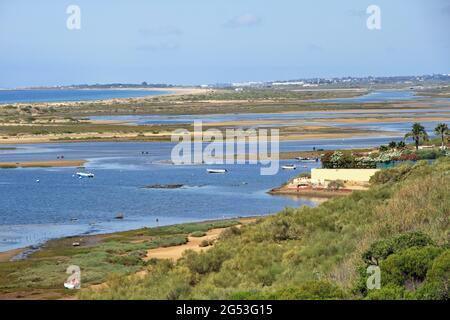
[190,231,207,237]
[388,141,397,149]
[415,250,450,300]
[107,252,145,266]
[355,232,437,296]
[199,240,212,247]
[362,232,435,265]
[365,284,412,300]
[272,281,346,300]
[381,246,443,289]
[321,151,356,169]
[228,281,346,300]
[228,290,267,300]
[258,215,303,242]
[219,226,241,240]
[370,164,413,184]
[155,236,188,248]
[397,141,406,149]
[182,247,231,275]
[327,180,345,191]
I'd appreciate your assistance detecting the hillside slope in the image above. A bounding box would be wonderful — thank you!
[81,158,450,300]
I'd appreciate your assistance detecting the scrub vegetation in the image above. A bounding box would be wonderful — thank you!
[0,220,239,299]
[80,158,449,300]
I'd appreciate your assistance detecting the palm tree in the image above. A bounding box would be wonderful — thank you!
[434,123,449,148]
[404,123,429,150]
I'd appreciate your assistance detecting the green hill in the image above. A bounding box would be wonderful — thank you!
[81,158,450,300]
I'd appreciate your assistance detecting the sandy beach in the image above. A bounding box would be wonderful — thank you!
[0,159,86,168]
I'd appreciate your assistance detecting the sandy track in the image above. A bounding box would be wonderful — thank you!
[144,228,225,261]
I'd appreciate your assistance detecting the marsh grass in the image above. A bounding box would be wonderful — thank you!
[0,219,241,298]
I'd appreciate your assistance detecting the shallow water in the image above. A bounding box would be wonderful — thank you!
[90,108,450,126]
[1,88,448,252]
[0,137,405,252]
[0,89,169,104]
[307,90,450,103]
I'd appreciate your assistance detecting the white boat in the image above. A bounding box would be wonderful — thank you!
[281,165,296,170]
[76,172,94,178]
[207,169,227,174]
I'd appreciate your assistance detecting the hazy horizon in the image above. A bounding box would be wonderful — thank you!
[1,0,449,88]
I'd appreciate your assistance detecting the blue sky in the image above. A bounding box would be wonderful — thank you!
[0,0,449,87]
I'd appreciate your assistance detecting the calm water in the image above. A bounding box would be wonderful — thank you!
[308,90,450,103]
[91,109,450,128]
[1,88,448,253]
[0,137,403,252]
[0,89,169,104]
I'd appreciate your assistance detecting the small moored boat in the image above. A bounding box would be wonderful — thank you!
[114,213,124,220]
[207,169,227,174]
[76,172,94,178]
[281,165,296,170]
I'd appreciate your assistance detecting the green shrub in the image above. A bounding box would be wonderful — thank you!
[199,240,212,247]
[365,284,412,300]
[182,247,231,275]
[228,290,267,300]
[327,180,345,191]
[370,164,413,184]
[415,250,450,300]
[154,236,188,248]
[79,158,450,300]
[381,246,443,288]
[190,231,207,237]
[229,281,346,300]
[219,226,242,240]
[362,232,434,265]
[107,252,145,266]
[272,281,346,300]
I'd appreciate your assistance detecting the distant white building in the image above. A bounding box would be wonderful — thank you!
[272,81,304,86]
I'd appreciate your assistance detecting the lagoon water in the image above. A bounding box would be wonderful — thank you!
[91,111,450,134]
[307,90,450,103]
[0,137,402,252]
[0,141,310,252]
[0,89,448,253]
[0,89,169,104]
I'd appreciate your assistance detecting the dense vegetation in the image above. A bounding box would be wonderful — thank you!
[81,158,450,300]
[321,148,448,169]
[322,122,449,169]
[0,220,239,299]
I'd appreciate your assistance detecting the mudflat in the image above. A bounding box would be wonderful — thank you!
[0,159,86,168]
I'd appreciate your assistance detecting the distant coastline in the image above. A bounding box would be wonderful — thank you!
[0,88,171,104]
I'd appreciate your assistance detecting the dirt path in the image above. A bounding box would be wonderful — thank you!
[144,218,257,261]
[144,228,224,261]
[85,218,256,295]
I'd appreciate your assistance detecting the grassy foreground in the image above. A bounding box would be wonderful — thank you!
[0,220,240,299]
[81,158,450,300]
